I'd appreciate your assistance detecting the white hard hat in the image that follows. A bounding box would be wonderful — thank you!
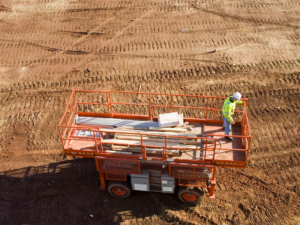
[233,92,242,100]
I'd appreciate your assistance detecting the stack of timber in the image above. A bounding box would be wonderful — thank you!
[99,126,201,156]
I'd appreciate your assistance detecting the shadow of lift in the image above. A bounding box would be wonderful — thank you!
[0,158,214,224]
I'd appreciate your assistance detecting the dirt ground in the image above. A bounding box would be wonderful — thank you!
[0,0,300,224]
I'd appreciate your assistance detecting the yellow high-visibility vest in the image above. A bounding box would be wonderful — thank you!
[222,96,243,122]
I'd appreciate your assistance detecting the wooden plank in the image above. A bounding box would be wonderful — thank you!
[115,135,197,144]
[111,145,179,155]
[149,127,187,132]
[117,148,178,156]
[115,126,152,130]
[111,144,139,150]
[114,133,198,143]
[82,144,111,150]
[201,139,215,144]
[101,128,196,137]
[115,126,134,130]
[102,139,197,149]
[130,149,179,156]
[104,150,133,155]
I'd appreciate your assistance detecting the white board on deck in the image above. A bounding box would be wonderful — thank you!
[158,112,180,127]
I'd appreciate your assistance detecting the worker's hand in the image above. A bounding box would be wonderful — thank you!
[230,121,236,124]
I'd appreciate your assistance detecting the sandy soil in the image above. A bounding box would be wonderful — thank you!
[0,0,300,224]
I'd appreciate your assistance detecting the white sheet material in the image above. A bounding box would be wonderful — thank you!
[178,114,184,126]
[158,112,180,127]
[76,116,160,128]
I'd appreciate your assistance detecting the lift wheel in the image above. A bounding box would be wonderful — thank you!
[108,181,132,198]
[178,186,203,205]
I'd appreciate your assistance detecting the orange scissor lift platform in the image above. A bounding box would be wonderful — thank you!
[58,90,251,201]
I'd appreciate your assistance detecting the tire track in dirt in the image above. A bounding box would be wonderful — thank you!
[63,9,156,74]
[191,3,300,29]
[0,8,157,82]
[217,169,297,224]
[47,15,118,58]
[249,155,300,189]
[0,16,119,76]
[1,0,299,86]
[2,60,300,93]
[1,0,300,224]
[88,36,255,54]
[0,91,68,154]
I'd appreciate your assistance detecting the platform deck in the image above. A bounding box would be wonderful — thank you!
[65,117,246,163]
[204,124,246,162]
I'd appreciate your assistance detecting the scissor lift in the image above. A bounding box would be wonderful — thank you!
[58,90,251,204]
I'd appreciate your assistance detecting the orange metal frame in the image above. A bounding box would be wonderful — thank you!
[95,156,141,174]
[169,162,215,186]
[95,156,141,185]
[58,90,251,189]
[58,90,251,160]
[61,128,217,162]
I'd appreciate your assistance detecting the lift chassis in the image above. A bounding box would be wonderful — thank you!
[58,90,251,204]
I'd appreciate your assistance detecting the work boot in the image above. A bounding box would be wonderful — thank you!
[225,136,233,141]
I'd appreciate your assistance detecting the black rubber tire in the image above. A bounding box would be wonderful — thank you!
[206,180,211,188]
[178,186,203,205]
[107,181,132,198]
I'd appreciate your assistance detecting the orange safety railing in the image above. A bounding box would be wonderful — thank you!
[61,126,217,162]
[59,90,247,122]
[58,90,251,163]
[206,100,251,164]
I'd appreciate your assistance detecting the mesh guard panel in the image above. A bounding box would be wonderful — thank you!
[97,158,116,171]
[195,167,213,179]
[116,160,139,173]
[170,164,214,180]
[178,179,205,187]
[97,157,140,174]
[106,172,126,181]
[171,166,194,178]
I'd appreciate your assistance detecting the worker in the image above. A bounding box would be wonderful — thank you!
[222,92,243,141]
